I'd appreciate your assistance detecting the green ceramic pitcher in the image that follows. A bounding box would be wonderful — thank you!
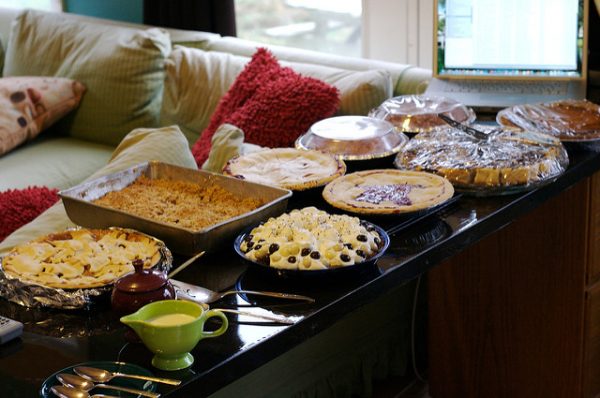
[121,300,228,371]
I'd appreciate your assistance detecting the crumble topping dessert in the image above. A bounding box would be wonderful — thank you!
[93,176,264,231]
[394,126,569,192]
[223,147,346,191]
[497,99,600,141]
[239,207,385,270]
[322,169,454,215]
[1,228,165,289]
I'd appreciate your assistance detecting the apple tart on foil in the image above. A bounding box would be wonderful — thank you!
[394,126,569,195]
[0,227,171,308]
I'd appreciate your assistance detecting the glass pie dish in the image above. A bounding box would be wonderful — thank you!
[496,99,600,142]
[394,125,569,196]
[368,94,476,134]
[295,116,409,161]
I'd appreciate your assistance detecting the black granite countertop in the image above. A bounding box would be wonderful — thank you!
[2,146,599,398]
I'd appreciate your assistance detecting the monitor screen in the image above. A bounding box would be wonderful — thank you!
[435,0,586,78]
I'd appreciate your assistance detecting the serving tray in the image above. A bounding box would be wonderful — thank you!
[59,161,292,255]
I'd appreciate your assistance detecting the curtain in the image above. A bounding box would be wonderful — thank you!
[143,0,236,36]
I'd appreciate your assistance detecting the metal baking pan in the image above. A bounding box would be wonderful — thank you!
[59,161,292,255]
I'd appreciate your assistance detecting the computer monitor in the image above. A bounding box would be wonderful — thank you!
[434,0,588,80]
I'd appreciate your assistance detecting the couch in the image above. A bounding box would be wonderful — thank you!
[0,7,431,397]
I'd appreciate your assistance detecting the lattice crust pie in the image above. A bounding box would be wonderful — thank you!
[223,148,346,191]
[1,228,166,289]
[394,127,569,191]
[239,207,385,270]
[322,170,454,215]
[497,100,600,141]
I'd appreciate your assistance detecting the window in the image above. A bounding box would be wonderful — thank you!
[0,0,61,10]
[235,0,362,58]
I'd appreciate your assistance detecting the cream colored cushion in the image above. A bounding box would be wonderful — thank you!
[0,137,113,191]
[201,123,262,173]
[3,9,171,146]
[0,125,196,255]
[161,46,392,143]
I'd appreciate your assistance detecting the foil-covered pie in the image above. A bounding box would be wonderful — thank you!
[322,169,454,215]
[223,148,346,191]
[497,99,600,141]
[394,127,569,192]
[1,228,166,289]
[369,95,476,133]
[239,207,385,270]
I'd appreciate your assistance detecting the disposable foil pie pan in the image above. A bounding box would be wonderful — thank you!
[59,161,292,255]
[369,95,476,134]
[0,227,172,310]
[295,116,409,161]
[496,99,600,143]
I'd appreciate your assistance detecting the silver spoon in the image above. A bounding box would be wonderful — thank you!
[51,385,120,398]
[56,373,160,398]
[171,278,315,304]
[73,365,181,386]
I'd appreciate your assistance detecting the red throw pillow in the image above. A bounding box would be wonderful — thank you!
[0,186,59,242]
[192,48,340,167]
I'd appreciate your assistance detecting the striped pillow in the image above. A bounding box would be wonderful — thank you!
[3,9,171,146]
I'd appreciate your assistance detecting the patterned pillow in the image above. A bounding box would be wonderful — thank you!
[191,48,339,167]
[0,76,85,156]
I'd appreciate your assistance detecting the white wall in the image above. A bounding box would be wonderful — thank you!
[362,0,434,69]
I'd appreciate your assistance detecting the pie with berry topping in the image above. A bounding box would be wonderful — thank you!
[322,169,454,215]
[1,228,168,289]
[223,147,346,191]
[238,207,386,270]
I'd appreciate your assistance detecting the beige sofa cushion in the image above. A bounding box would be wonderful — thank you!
[0,136,113,191]
[0,125,196,255]
[3,9,171,146]
[206,36,431,96]
[161,46,392,143]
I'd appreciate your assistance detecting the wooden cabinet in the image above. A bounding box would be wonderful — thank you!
[428,172,600,398]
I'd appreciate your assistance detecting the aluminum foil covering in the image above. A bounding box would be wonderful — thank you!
[0,227,172,310]
[497,99,600,142]
[295,115,409,160]
[394,125,569,195]
[368,95,476,134]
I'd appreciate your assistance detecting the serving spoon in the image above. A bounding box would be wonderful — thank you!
[73,365,180,386]
[51,386,120,398]
[171,278,315,305]
[56,373,160,398]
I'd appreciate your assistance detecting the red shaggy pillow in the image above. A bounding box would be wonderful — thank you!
[192,48,340,167]
[0,186,59,242]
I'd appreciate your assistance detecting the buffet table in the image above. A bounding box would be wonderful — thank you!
[1,146,599,398]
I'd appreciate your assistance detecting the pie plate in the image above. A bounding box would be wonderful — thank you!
[39,361,157,397]
[322,169,455,215]
[0,227,172,310]
[233,221,389,279]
